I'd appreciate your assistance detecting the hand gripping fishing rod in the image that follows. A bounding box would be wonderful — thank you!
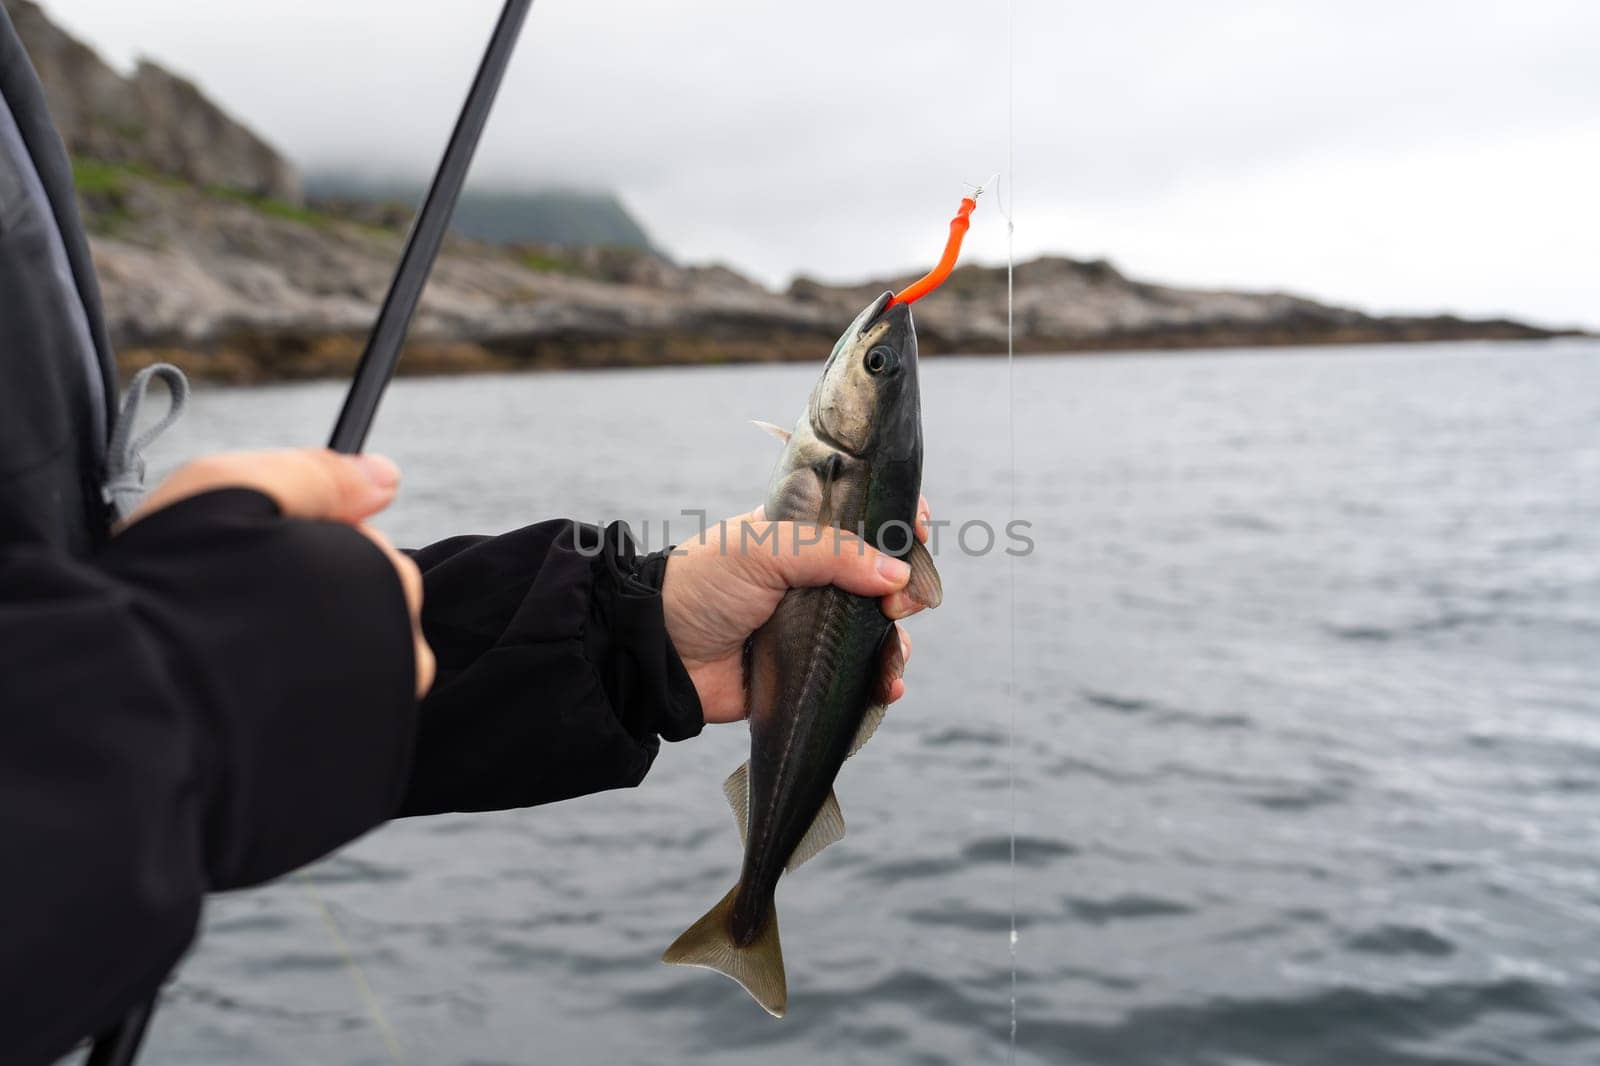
[86,3,534,1063]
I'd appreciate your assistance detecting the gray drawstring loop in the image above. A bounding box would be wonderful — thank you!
[104,363,190,520]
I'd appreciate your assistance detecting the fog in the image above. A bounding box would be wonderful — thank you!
[42,0,1600,327]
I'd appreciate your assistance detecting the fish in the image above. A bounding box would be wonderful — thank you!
[661,291,944,1017]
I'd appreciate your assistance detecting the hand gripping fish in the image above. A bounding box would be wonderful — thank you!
[661,290,946,1017]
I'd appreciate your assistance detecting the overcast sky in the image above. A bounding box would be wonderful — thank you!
[38,0,1600,328]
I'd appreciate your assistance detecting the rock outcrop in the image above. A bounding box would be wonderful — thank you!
[3,0,298,199]
[81,170,1571,384]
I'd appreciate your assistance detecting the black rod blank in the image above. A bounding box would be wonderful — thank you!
[84,999,152,1066]
[329,0,536,453]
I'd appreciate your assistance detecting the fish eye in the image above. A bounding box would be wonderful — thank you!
[865,346,899,375]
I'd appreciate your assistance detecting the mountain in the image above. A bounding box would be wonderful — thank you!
[304,175,661,254]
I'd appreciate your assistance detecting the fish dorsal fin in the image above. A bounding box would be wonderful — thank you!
[786,789,845,872]
[751,420,792,444]
[722,760,847,872]
[904,538,944,609]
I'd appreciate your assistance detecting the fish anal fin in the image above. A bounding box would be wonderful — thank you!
[904,538,943,609]
[723,761,751,848]
[868,625,906,709]
[662,885,787,1018]
[751,420,792,444]
[850,625,904,758]
[849,703,887,760]
[785,789,845,873]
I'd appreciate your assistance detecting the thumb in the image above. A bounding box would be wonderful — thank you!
[128,449,401,528]
[753,521,911,598]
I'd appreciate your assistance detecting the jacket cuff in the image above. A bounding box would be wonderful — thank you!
[589,521,704,745]
[399,518,701,816]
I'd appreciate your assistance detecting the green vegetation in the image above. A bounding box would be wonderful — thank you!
[518,249,584,276]
[71,156,356,234]
[71,157,132,197]
[71,156,185,194]
[202,184,338,230]
[70,157,159,234]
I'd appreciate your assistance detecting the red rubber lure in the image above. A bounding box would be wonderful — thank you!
[889,195,979,307]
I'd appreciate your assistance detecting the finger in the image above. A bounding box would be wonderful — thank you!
[915,496,931,543]
[358,524,433,698]
[359,525,422,616]
[871,624,908,705]
[750,521,910,598]
[128,449,400,528]
[887,677,907,705]
[883,586,929,621]
[414,635,436,698]
[899,626,912,665]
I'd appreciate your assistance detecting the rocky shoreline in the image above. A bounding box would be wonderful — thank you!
[84,170,1572,385]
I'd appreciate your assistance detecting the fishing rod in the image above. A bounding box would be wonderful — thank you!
[330,0,534,453]
[85,2,535,1063]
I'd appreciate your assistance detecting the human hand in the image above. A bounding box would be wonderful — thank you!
[124,449,435,698]
[661,497,934,725]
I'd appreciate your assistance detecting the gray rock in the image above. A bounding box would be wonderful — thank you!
[82,171,1571,383]
[4,0,297,199]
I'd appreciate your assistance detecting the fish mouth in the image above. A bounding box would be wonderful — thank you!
[864,297,914,355]
[857,291,895,334]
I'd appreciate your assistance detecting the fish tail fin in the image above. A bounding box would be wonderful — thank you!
[661,885,787,1018]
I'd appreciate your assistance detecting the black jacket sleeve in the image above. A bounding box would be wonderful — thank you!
[0,489,418,1066]
[400,519,703,816]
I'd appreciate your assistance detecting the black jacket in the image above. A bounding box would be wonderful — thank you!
[0,8,700,1064]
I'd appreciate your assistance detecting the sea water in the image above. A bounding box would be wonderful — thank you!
[135,339,1600,1065]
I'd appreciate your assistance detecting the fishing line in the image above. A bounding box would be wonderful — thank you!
[1001,0,1019,1061]
[298,873,409,1065]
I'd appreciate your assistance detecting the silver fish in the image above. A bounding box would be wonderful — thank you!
[662,292,943,1016]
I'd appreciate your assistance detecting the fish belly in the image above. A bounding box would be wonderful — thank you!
[740,587,888,903]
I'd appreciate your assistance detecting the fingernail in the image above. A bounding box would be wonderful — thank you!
[876,555,910,583]
[356,453,401,489]
[884,593,919,621]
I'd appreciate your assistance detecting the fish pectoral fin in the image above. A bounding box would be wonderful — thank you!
[785,789,846,873]
[904,538,944,609]
[751,420,792,445]
[723,761,751,848]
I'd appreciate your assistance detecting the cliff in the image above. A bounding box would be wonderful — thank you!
[3,0,298,199]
